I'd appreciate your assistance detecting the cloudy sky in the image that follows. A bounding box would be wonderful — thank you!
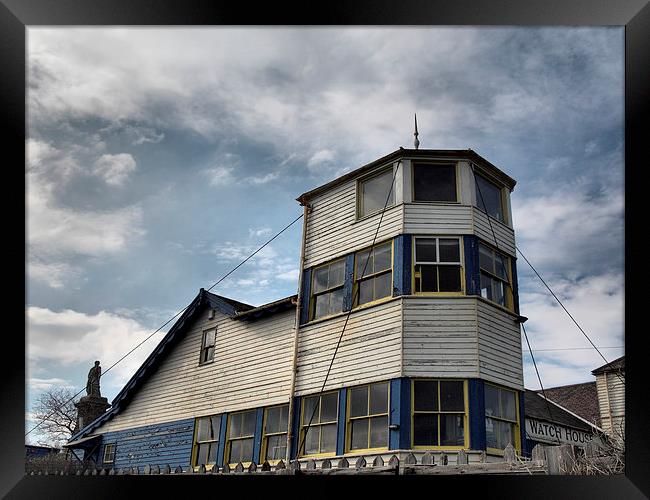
[26,27,624,444]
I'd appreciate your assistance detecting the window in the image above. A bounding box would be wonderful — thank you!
[311,259,345,320]
[102,443,116,464]
[359,169,395,218]
[199,328,216,364]
[193,415,221,467]
[300,392,338,456]
[475,173,505,223]
[354,241,392,306]
[412,163,457,202]
[413,237,462,293]
[226,410,256,464]
[347,382,389,451]
[412,380,466,447]
[485,384,519,452]
[262,404,289,461]
[478,243,512,309]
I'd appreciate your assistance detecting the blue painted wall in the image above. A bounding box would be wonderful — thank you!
[290,396,302,459]
[464,235,480,296]
[299,268,312,325]
[99,418,195,470]
[468,379,486,451]
[398,377,411,449]
[393,235,411,296]
[342,254,355,311]
[252,407,265,464]
[518,391,527,456]
[216,414,227,466]
[511,257,520,315]
[336,389,348,455]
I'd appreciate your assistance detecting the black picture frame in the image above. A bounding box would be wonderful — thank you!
[3,1,648,497]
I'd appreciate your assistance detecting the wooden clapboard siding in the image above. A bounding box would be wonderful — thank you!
[472,207,516,256]
[402,297,480,378]
[98,419,195,470]
[96,308,296,433]
[303,179,404,268]
[403,204,474,234]
[596,372,625,437]
[476,300,523,390]
[294,300,403,395]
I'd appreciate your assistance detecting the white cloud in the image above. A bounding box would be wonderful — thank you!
[248,227,272,238]
[204,165,235,186]
[27,260,82,289]
[307,149,335,168]
[92,153,137,185]
[28,377,74,391]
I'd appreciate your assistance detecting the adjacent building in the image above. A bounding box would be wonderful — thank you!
[592,356,625,441]
[65,148,529,470]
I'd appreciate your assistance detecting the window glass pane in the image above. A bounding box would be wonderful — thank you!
[440,414,465,446]
[313,266,329,294]
[415,239,437,262]
[350,419,369,450]
[479,245,494,273]
[361,170,395,217]
[484,385,499,417]
[304,427,319,455]
[329,260,345,287]
[320,424,337,452]
[374,272,392,300]
[502,390,517,421]
[203,330,215,348]
[242,411,257,436]
[314,293,329,320]
[417,265,438,292]
[480,274,493,301]
[279,405,289,433]
[350,386,368,418]
[266,434,286,461]
[414,380,438,411]
[320,393,338,423]
[303,396,319,425]
[440,381,464,411]
[485,417,497,448]
[413,164,457,202]
[476,174,503,221]
[497,421,514,450]
[197,418,210,441]
[204,346,214,362]
[374,243,392,272]
[229,414,241,438]
[438,266,461,292]
[356,249,372,278]
[369,416,388,448]
[328,288,344,316]
[240,438,254,462]
[413,414,438,446]
[439,239,460,262]
[197,443,210,466]
[210,416,221,440]
[229,440,241,463]
[493,279,505,306]
[369,382,388,415]
[359,278,374,305]
[266,407,280,434]
[495,253,509,280]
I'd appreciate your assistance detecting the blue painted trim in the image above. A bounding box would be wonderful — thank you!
[299,269,312,325]
[402,235,412,295]
[519,391,527,456]
[253,407,264,464]
[290,396,302,459]
[464,235,480,296]
[511,257,521,315]
[342,254,355,311]
[468,379,486,451]
[399,377,411,449]
[389,379,401,450]
[393,236,403,296]
[217,414,228,467]
[336,388,347,455]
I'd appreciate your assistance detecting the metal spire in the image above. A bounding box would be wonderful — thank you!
[414,113,420,150]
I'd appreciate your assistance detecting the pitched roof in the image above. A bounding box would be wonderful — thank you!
[538,382,601,426]
[68,289,252,443]
[233,295,297,321]
[524,389,597,432]
[592,355,625,375]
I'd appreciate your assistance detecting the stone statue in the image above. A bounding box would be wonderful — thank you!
[86,360,102,397]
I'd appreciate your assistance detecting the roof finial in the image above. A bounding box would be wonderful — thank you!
[414,113,420,150]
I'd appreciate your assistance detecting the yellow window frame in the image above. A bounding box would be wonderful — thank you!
[411,160,461,204]
[478,241,514,311]
[485,383,521,455]
[309,257,346,322]
[224,410,257,466]
[353,239,394,309]
[356,165,397,220]
[260,403,289,464]
[411,235,466,296]
[411,379,470,450]
[191,414,220,471]
[345,381,391,453]
[298,391,339,458]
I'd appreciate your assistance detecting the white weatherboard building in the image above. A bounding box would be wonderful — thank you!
[66,148,528,470]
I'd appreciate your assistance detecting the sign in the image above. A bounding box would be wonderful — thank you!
[525,419,600,447]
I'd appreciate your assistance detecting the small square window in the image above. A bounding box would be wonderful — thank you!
[413,163,457,202]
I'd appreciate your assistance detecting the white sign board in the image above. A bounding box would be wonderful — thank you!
[526,419,600,447]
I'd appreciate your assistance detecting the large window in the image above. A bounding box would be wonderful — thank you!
[475,173,505,223]
[412,163,457,202]
[354,241,392,306]
[102,443,116,464]
[226,410,256,464]
[199,328,216,365]
[413,237,462,293]
[193,415,221,467]
[311,258,345,320]
[348,382,389,451]
[300,392,338,456]
[485,384,519,452]
[358,168,395,218]
[262,404,289,462]
[412,380,466,448]
[479,243,512,309]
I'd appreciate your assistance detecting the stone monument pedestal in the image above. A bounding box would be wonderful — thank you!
[74,396,110,433]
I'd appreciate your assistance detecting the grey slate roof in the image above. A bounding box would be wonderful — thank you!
[539,382,601,426]
[524,389,596,431]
